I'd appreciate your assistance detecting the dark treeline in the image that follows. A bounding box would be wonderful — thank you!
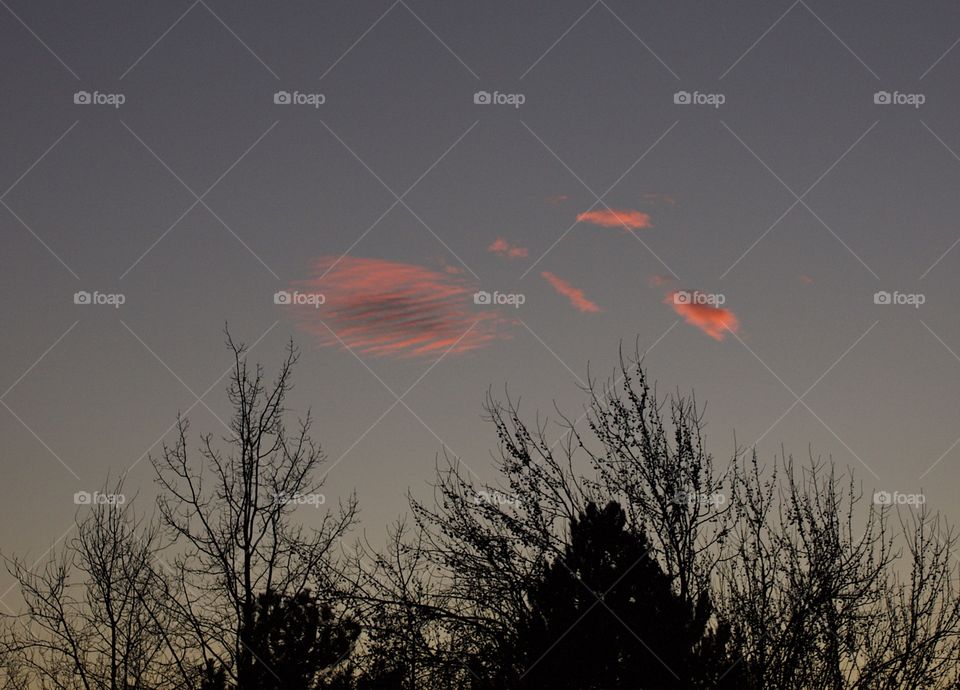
[3,332,960,689]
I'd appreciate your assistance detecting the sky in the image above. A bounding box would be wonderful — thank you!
[3,0,960,607]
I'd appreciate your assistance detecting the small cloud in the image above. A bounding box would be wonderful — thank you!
[800,274,814,285]
[542,271,601,313]
[664,292,740,341]
[547,194,569,204]
[488,237,529,259]
[577,208,652,230]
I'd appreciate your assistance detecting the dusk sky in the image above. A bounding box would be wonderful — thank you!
[3,1,960,608]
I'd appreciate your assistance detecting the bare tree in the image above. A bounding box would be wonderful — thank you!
[344,386,592,688]
[150,330,359,686]
[355,346,960,689]
[7,335,960,689]
[720,454,960,688]
[1,481,181,689]
[349,344,744,687]
[577,346,734,609]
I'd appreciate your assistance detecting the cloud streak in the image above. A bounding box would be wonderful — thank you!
[577,208,652,230]
[542,271,601,313]
[664,291,739,341]
[288,257,501,358]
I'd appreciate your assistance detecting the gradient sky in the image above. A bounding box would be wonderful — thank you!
[4,0,960,609]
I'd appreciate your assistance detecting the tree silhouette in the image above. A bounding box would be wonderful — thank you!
[0,481,183,690]
[243,589,358,690]
[150,330,359,686]
[516,501,737,690]
[5,336,960,689]
[199,659,227,690]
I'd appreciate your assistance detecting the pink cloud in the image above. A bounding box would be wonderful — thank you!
[287,257,503,358]
[488,237,529,259]
[800,274,814,285]
[664,292,740,341]
[577,208,652,230]
[541,271,601,313]
[547,194,569,204]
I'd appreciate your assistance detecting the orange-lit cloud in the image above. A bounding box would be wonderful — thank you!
[287,257,502,358]
[541,272,601,313]
[664,292,740,341]
[488,237,529,259]
[577,208,652,230]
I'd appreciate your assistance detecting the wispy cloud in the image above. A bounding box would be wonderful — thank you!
[288,257,502,358]
[488,237,529,259]
[542,271,601,313]
[577,208,652,230]
[664,292,739,341]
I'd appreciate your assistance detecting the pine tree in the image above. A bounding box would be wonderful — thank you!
[243,589,359,690]
[517,501,738,689]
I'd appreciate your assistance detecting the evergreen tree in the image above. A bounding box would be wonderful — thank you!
[516,501,738,689]
[244,589,359,690]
